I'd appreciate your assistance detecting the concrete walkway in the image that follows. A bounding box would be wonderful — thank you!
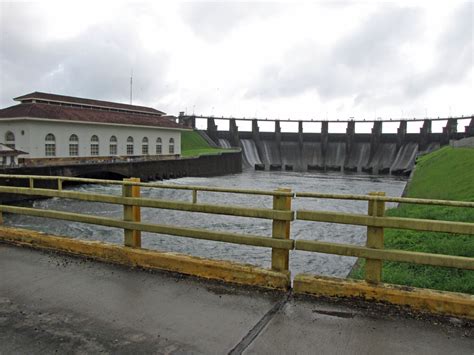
[1,244,473,354]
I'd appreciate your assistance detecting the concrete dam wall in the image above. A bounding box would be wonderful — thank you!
[231,137,431,175]
[184,115,473,176]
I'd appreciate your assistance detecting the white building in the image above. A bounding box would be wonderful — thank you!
[0,92,189,164]
[0,143,27,167]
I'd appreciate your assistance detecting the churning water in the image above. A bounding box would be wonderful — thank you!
[5,170,407,278]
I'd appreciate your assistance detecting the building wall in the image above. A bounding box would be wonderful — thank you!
[0,118,182,159]
[0,155,18,167]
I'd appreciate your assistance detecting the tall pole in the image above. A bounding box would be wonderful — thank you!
[130,69,133,105]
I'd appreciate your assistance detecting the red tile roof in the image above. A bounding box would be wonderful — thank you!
[0,103,187,130]
[14,91,165,115]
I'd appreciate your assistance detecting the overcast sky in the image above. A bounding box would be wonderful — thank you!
[1,0,473,131]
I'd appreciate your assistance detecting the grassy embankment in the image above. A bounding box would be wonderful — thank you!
[180,131,236,157]
[350,146,474,294]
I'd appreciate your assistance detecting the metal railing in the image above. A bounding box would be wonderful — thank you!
[0,174,473,284]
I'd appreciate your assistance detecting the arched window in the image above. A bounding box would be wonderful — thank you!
[69,134,79,156]
[109,136,117,155]
[156,137,162,154]
[169,137,175,154]
[90,135,99,156]
[45,133,56,156]
[5,131,15,149]
[142,137,149,155]
[126,136,134,155]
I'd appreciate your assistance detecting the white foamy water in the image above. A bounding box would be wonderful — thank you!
[240,139,262,167]
[218,138,231,148]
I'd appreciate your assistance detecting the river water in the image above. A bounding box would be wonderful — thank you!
[5,170,407,277]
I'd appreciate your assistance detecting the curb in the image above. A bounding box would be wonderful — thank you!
[294,273,474,319]
[0,226,290,291]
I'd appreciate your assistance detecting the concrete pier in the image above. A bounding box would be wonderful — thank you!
[321,121,329,166]
[275,120,282,146]
[344,121,355,168]
[443,118,458,145]
[207,117,219,145]
[229,118,240,147]
[420,119,432,150]
[1,244,473,354]
[466,118,474,136]
[397,120,407,148]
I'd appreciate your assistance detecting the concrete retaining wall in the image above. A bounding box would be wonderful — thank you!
[0,151,242,203]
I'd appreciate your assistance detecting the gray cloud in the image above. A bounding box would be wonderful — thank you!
[1,2,471,118]
[179,2,281,41]
[403,2,473,97]
[0,4,173,110]
[246,5,422,103]
[333,7,421,69]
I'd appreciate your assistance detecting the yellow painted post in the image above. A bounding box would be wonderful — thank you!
[192,189,197,204]
[122,178,141,248]
[271,188,292,272]
[365,191,385,283]
[29,177,34,189]
[57,178,62,191]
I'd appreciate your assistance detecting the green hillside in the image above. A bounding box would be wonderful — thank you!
[180,131,234,157]
[404,146,474,201]
[351,146,474,293]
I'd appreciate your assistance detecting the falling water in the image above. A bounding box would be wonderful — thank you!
[240,139,262,167]
[218,138,231,148]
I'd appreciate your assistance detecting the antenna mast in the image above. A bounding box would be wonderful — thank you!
[130,69,133,105]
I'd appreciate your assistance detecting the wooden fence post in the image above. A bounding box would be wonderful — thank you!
[271,188,292,272]
[122,177,141,248]
[365,191,385,283]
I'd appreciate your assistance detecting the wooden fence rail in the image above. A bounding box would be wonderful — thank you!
[296,192,474,208]
[0,204,294,250]
[0,174,473,287]
[295,190,474,284]
[295,240,474,270]
[0,173,294,199]
[296,210,474,235]
[0,175,295,274]
[0,186,294,221]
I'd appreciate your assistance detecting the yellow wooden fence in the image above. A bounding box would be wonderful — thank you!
[0,174,473,284]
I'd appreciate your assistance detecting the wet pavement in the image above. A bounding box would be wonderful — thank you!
[1,244,473,354]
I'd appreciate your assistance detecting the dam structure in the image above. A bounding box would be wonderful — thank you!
[179,114,474,175]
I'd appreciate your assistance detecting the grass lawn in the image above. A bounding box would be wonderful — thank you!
[350,146,474,294]
[180,131,236,157]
